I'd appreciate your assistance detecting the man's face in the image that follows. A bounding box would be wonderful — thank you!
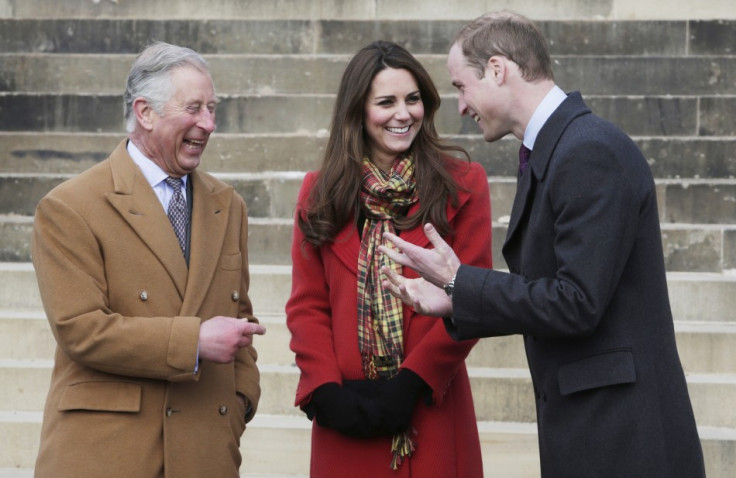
[447,44,508,143]
[144,66,217,177]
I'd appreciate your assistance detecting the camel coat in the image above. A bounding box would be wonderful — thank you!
[32,140,261,478]
[286,159,492,477]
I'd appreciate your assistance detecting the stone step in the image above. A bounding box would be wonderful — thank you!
[2,214,735,272]
[0,18,732,56]
[3,263,736,321]
[2,132,736,180]
[2,0,734,21]
[1,413,734,477]
[4,309,736,375]
[2,166,736,224]
[2,92,733,138]
[3,53,736,97]
[0,412,541,475]
[3,359,735,428]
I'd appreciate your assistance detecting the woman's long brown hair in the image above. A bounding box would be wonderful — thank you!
[299,41,470,246]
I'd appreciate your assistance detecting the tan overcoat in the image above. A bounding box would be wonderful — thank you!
[32,140,261,478]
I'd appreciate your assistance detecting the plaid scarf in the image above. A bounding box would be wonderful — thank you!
[357,155,418,469]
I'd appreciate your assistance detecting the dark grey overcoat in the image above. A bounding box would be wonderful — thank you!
[447,92,705,478]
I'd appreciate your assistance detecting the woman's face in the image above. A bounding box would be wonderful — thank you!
[363,67,424,171]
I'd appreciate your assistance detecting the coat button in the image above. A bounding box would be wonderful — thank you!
[219,405,228,415]
[231,291,239,301]
[166,407,179,417]
[139,291,148,301]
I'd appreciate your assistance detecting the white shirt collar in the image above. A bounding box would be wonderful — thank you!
[522,85,567,151]
[126,140,188,189]
[126,140,188,210]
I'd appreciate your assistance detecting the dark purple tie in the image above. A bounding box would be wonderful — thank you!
[164,176,188,255]
[519,144,532,175]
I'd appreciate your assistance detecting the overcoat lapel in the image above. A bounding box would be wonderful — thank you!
[105,141,189,297]
[504,162,536,260]
[503,92,590,257]
[180,171,233,316]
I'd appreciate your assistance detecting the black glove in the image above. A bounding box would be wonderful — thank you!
[375,369,429,435]
[302,382,381,438]
[343,378,383,399]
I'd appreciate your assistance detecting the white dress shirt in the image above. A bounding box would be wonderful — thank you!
[522,84,568,150]
[127,140,188,212]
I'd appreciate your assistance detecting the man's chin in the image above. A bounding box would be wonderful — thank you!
[175,157,202,175]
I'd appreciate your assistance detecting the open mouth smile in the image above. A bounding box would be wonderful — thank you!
[386,125,411,134]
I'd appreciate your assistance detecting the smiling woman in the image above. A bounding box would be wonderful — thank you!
[285,40,493,478]
[363,67,424,172]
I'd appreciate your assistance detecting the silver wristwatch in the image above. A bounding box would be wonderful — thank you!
[443,273,457,297]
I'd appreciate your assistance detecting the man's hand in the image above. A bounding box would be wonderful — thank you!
[381,266,453,317]
[378,223,461,288]
[199,316,266,363]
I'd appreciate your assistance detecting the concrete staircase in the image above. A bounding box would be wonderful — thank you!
[1,1,735,476]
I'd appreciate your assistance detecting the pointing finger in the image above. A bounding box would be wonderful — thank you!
[241,321,267,336]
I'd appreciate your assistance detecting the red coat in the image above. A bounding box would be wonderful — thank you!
[286,159,493,478]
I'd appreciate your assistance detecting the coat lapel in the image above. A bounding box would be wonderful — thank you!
[329,217,361,274]
[105,141,189,297]
[180,171,233,316]
[504,165,535,254]
[503,92,591,257]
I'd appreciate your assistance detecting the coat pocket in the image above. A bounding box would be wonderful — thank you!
[558,349,637,396]
[218,252,242,271]
[58,381,142,412]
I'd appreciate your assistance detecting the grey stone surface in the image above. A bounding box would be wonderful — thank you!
[0,176,64,216]
[1,215,733,272]
[690,20,736,55]
[540,20,687,55]
[2,93,711,137]
[5,54,736,97]
[0,19,714,56]
[555,57,736,95]
[1,0,735,21]
[3,133,733,180]
[661,227,724,272]
[725,229,736,271]
[583,96,698,136]
[663,182,736,224]
[638,139,736,179]
[699,97,736,136]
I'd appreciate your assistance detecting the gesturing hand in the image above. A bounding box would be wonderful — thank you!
[378,223,461,288]
[199,316,266,363]
[381,266,453,317]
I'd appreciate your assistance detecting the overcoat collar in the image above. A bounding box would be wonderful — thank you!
[504,92,591,249]
[328,180,476,273]
[105,140,233,313]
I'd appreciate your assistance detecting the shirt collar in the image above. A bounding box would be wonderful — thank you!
[126,140,188,188]
[522,85,567,151]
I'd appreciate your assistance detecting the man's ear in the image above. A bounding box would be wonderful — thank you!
[486,56,506,84]
[132,97,155,131]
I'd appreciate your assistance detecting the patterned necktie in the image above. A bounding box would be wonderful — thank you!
[519,144,532,175]
[164,176,188,254]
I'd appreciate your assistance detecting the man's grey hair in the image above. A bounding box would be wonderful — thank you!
[123,42,211,133]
